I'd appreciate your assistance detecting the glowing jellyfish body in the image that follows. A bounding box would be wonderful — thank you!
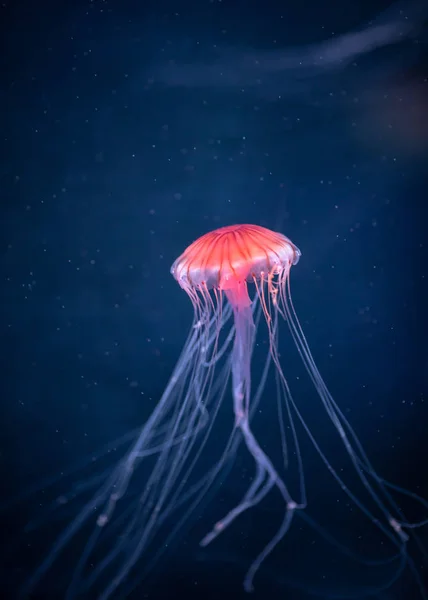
[171,224,301,589]
[24,225,427,600]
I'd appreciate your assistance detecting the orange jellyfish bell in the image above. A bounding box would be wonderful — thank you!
[170,224,301,292]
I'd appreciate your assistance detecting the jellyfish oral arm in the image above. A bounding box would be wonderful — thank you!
[225,287,254,424]
[200,283,296,592]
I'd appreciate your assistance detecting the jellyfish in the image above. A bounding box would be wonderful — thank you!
[22,224,427,599]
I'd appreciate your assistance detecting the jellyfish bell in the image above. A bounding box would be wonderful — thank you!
[171,224,301,307]
[171,223,301,286]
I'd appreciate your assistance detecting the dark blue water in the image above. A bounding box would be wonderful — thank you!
[1,1,427,599]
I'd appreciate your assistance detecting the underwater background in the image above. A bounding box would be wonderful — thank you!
[1,0,427,598]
